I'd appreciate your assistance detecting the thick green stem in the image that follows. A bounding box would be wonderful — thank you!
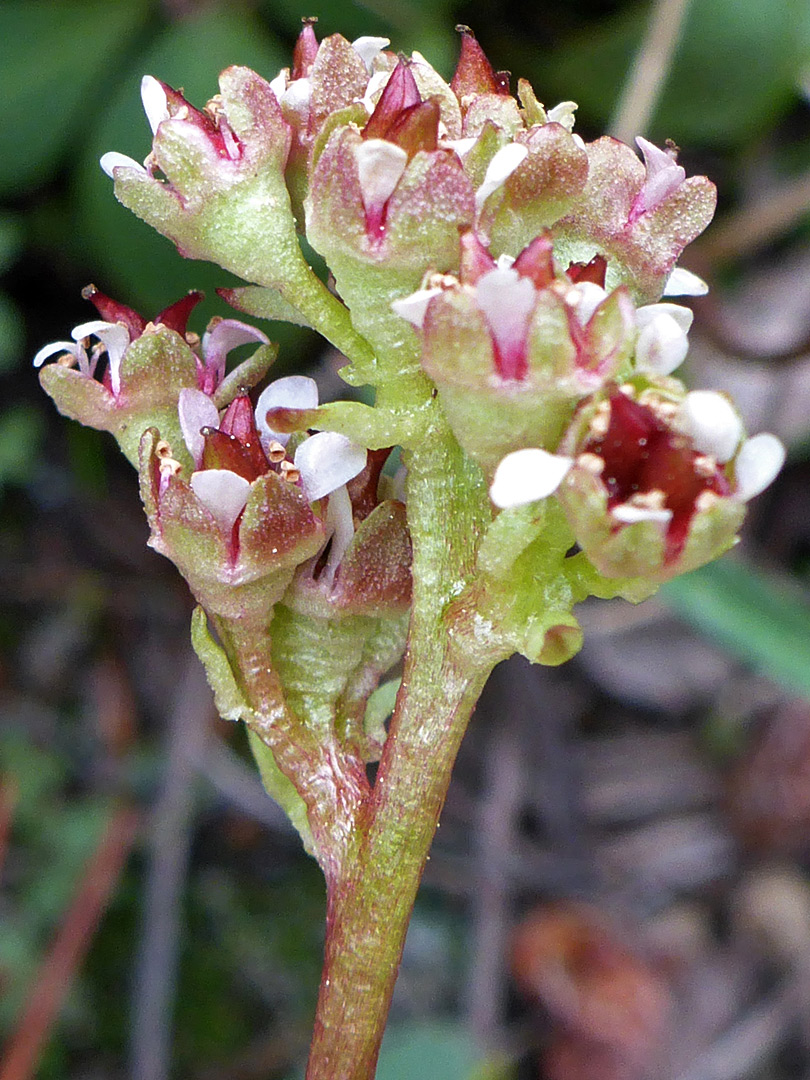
[304,418,495,1080]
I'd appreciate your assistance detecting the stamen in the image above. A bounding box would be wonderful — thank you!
[174,105,189,121]
[280,460,300,483]
[627,489,666,510]
[694,454,717,479]
[577,452,605,476]
[56,353,77,367]
[695,490,721,511]
[267,440,287,463]
[155,439,174,459]
[185,331,201,348]
[590,401,611,438]
[158,456,182,477]
[619,383,636,397]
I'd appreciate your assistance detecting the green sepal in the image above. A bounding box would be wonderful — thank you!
[484,123,589,256]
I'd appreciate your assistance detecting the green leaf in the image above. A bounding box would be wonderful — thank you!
[661,557,810,699]
[0,0,150,195]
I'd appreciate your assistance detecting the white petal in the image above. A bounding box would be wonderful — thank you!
[190,469,250,533]
[490,448,573,509]
[634,136,685,214]
[443,136,477,159]
[734,433,785,502]
[33,340,83,368]
[391,287,443,328]
[100,152,147,178]
[269,70,288,101]
[178,388,220,466]
[202,319,269,367]
[663,267,709,297]
[72,320,131,396]
[354,139,408,213]
[294,432,366,502]
[475,143,528,210]
[546,100,577,131]
[475,266,537,363]
[141,75,170,135]
[321,484,355,586]
[281,77,312,110]
[678,390,743,464]
[611,503,672,525]
[635,302,693,334]
[255,375,319,448]
[352,36,390,72]
[635,312,689,376]
[572,282,608,325]
[359,70,390,113]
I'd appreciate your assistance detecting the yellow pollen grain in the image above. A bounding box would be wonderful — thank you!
[619,383,636,398]
[185,331,201,348]
[267,440,286,463]
[696,490,721,511]
[56,353,77,367]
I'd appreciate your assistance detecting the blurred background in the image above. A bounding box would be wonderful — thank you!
[3,1,810,1078]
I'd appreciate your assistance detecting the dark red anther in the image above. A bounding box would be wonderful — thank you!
[513,233,555,289]
[155,291,204,335]
[450,27,503,99]
[81,285,146,339]
[363,59,421,141]
[293,18,319,79]
[459,230,496,284]
[568,255,608,288]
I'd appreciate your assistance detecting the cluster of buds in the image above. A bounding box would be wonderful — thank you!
[35,21,786,719]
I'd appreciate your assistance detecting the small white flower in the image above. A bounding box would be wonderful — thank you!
[475,143,528,211]
[35,320,131,395]
[490,448,573,509]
